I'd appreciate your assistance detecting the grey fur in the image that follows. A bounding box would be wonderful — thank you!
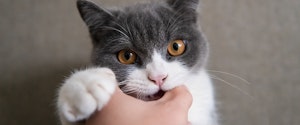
[77,0,208,82]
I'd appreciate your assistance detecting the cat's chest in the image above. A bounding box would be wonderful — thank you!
[186,70,216,125]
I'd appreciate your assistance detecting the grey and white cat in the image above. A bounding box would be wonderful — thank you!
[57,0,217,125]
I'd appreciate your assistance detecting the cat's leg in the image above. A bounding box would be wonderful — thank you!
[57,68,117,125]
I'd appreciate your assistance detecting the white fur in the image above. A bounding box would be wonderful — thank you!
[57,51,217,125]
[186,70,217,125]
[124,51,217,124]
[57,68,117,125]
[122,51,189,99]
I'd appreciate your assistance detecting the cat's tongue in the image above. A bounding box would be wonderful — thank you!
[148,90,165,101]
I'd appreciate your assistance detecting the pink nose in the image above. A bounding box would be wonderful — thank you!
[148,74,168,86]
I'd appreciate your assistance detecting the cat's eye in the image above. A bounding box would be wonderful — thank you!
[118,49,137,64]
[167,40,186,56]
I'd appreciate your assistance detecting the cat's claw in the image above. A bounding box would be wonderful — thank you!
[57,68,117,123]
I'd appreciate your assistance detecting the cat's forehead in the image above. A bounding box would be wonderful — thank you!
[111,5,173,54]
[117,3,173,30]
[123,3,171,16]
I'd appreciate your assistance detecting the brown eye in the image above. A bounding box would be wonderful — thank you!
[167,40,186,56]
[118,49,137,64]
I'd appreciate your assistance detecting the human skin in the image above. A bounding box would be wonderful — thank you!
[86,85,192,125]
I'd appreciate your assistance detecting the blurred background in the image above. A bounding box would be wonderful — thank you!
[0,0,299,125]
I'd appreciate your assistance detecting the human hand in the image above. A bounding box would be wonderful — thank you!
[86,85,192,125]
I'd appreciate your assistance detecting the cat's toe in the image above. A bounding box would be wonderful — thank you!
[58,80,99,122]
[86,79,116,110]
[59,90,97,122]
[57,68,117,122]
[84,68,117,109]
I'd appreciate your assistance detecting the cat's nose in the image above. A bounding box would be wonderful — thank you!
[148,74,168,86]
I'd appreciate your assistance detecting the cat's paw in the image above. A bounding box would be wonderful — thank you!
[57,68,117,123]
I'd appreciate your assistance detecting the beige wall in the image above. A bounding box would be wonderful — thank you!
[0,0,299,125]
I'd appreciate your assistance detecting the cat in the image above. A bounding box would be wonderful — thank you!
[57,0,218,125]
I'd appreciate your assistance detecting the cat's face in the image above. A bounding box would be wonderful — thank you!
[77,0,207,100]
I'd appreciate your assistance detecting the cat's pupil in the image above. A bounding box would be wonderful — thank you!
[173,43,179,51]
[124,51,132,60]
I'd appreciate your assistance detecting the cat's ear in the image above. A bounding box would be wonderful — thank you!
[167,0,199,23]
[77,0,114,28]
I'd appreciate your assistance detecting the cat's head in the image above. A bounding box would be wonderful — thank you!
[77,0,208,100]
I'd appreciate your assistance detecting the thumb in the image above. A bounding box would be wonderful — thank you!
[159,85,193,111]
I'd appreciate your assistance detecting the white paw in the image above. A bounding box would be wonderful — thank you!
[57,67,117,123]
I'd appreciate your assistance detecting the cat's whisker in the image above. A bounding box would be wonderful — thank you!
[121,82,148,94]
[119,79,143,85]
[108,36,128,44]
[111,21,135,41]
[167,9,195,32]
[168,19,192,33]
[122,86,141,96]
[119,80,130,85]
[122,90,135,94]
[112,22,129,35]
[166,11,184,31]
[135,88,147,100]
[210,75,254,99]
[123,90,137,95]
[121,84,135,90]
[207,70,251,85]
[125,19,134,40]
[167,6,186,26]
[137,94,144,100]
[167,6,183,31]
[166,71,189,86]
[100,26,130,39]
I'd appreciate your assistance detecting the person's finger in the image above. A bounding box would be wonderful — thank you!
[159,85,193,110]
[86,87,145,125]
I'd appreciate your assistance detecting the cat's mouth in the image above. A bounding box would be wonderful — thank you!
[127,90,166,101]
[146,90,166,101]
